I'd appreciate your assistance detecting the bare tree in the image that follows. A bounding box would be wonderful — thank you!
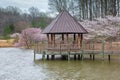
[28,7,40,27]
[48,0,119,21]
[48,0,78,15]
[117,0,120,16]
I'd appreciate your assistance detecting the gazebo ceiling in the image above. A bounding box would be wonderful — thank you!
[42,11,88,34]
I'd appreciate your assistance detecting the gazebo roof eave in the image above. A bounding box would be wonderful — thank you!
[42,32,88,34]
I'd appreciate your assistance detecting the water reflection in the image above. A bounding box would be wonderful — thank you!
[0,48,120,80]
[34,59,120,80]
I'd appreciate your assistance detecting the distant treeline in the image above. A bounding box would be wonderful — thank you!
[0,6,52,35]
[0,0,120,35]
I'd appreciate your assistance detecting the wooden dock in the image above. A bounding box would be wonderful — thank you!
[33,41,120,61]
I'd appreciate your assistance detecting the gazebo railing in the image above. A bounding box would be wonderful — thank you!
[47,42,81,52]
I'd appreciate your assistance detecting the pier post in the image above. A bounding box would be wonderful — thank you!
[34,50,36,60]
[47,55,49,60]
[102,40,105,60]
[81,52,84,60]
[81,41,84,60]
[90,54,92,60]
[93,54,95,60]
[67,51,70,61]
[51,55,55,60]
[81,54,84,60]
[74,54,77,60]
[34,53,36,60]
[42,51,46,60]
[108,54,111,61]
[78,54,80,60]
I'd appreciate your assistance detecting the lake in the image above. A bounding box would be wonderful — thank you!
[0,48,120,80]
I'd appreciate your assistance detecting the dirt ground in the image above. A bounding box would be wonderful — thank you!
[0,39,15,47]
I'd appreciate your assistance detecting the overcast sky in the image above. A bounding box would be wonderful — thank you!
[0,0,49,12]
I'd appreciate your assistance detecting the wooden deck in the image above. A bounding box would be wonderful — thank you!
[33,41,120,61]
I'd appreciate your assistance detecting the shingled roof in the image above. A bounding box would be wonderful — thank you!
[42,11,88,34]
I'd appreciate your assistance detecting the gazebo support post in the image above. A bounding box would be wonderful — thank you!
[51,34,53,47]
[74,34,76,42]
[53,34,55,47]
[66,34,69,43]
[47,34,50,47]
[62,34,64,42]
[51,34,56,48]
[47,34,50,43]
[81,34,83,47]
[78,34,81,48]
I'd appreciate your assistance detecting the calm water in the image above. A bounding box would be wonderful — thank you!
[0,48,120,80]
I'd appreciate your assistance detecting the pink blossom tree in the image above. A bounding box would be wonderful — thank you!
[81,16,120,41]
[14,28,46,48]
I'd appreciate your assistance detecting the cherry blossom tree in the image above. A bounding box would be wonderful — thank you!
[81,16,120,41]
[14,28,46,48]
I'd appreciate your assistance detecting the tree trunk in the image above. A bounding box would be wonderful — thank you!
[117,0,120,16]
[101,0,104,18]
[89,0,92,20]
[112,0,117,16]
[105,0,107,15]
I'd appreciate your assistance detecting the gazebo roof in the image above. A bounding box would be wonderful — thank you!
[42,11,88,34]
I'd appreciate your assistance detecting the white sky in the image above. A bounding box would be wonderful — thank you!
[0,0,49,12]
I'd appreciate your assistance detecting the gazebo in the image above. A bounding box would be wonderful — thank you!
[42,11,87,53]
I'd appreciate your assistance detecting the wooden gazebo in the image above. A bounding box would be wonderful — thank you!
[42,11,87,52]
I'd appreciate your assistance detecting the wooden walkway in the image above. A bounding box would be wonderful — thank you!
[33,41,120,61]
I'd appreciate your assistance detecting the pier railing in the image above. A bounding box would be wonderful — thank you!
[34,41,120,54]
[33,40,120,60]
